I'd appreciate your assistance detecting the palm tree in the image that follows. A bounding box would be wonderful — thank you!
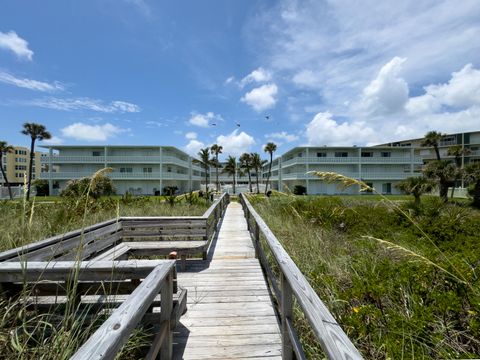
[210,144,223,192]
[223,156,237,194]
[21,122,51,201]
[0,141,14,200]
[422,160,456,202]
[251,153,267,194]
[395,176,435,206]
[239,153,253,192]
[447,145,471,198]
[263,142,277,194]
[464,162,480,208]
[421,131,444,160]
[192,147,212,193]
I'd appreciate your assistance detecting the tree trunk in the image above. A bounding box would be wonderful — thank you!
[439,179,449,202]
[233,171,236,194]
[26,138,35,201]
[215,154,219,192]
[265,154,272,195]
[255,170,260,194]
[414,194,421,207]
[473,180,480,208]
[247,169,252,192]
[434,146,441,161]
[0,158,13,200]
[205,166,208,193]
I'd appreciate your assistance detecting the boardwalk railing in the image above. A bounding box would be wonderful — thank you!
[0,192,229,265]
[0,260,183,360]
[239,193,363,360]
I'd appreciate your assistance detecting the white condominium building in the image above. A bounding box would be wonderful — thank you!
[264,146,423,195]
[40,146,204,195]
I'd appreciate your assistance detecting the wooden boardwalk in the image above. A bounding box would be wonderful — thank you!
[173,202,282,359]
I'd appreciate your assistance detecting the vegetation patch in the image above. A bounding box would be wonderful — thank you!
[251,194,480,359]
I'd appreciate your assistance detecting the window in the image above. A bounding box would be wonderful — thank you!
[143,167,152,173]
[92,151,101,157]
[317,152,327,157]
[361,152,373,157]
[167,167,172,172]
[120,167,132,173]
[15,165,27,170]
[382,183,392,194]
[335,152,348,157]
[297,153,303,157]
[381,152,391,158]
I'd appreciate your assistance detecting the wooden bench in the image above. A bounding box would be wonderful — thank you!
[0,260,187,360]
[91,241,209,270]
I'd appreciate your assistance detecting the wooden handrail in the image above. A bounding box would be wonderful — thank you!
[239,193,363,360]
[0,193,230,263]
[70,261,175,360]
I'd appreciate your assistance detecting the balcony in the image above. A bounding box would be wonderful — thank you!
[278,172,413,181]
[280,156,422,167]
[41,172,191,181]
[43,155,193,167]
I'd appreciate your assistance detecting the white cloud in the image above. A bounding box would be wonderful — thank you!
[305,112,376,146]
[41,136,64,145]
[188,112,221,128]
[216,129,255,157]
[185,131,197,140]
[241,83,278,112]
[0,31,33,60]
[61,123,129,141]
[21,97,140,113]
[146,121,166,128]
[292,70,321,88]
[407,63,480,115]
[0,71,64,92]
[239,67,272,88]
[224,76,235,85]
[124,0,151,17]
[184,139,205,156]
[265,131,299,143]
[361,57,409,115]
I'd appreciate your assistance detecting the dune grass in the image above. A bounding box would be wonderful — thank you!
[0,190,209,359]
[250,194,480,359]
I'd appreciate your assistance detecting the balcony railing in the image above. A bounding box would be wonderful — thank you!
[41,172,192,180]
[42,155,194,168]
[280,156,422,167]
[276,172,413,181]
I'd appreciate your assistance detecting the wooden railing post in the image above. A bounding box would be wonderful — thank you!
[254,222,260,259]
[281,273,293,360]
[160,270,173,359]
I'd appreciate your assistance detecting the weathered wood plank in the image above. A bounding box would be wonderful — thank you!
[240,193,363,360]
[70,262,174,360]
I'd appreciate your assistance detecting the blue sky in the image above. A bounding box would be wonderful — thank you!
[1,0,480,158]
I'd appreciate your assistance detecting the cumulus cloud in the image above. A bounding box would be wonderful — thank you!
[239,67,272,88]
[185,131,197,140]
[241,83,278,112]
[20,97,140,113]
[0,31,33,60]
[0,71,64,92]
[184,139,205,155]
[361,57,409,115]
[305,112,376,146]
[265,131,299,143]
[61,122,129,141]
[216,130,256,157]
[407,63,480,115]
[188,112,221,128]
[292,70,321,88]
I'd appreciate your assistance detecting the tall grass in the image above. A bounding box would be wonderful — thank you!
[251,193,480,359]
[0,179,209,359]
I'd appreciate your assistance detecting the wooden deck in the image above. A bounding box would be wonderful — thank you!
[173,202,282,359]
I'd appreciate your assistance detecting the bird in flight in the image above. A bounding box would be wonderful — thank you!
[235,122,241,127]
[210,123,216,126]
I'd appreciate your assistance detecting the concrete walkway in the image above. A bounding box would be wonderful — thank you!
[173,202,282,359]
